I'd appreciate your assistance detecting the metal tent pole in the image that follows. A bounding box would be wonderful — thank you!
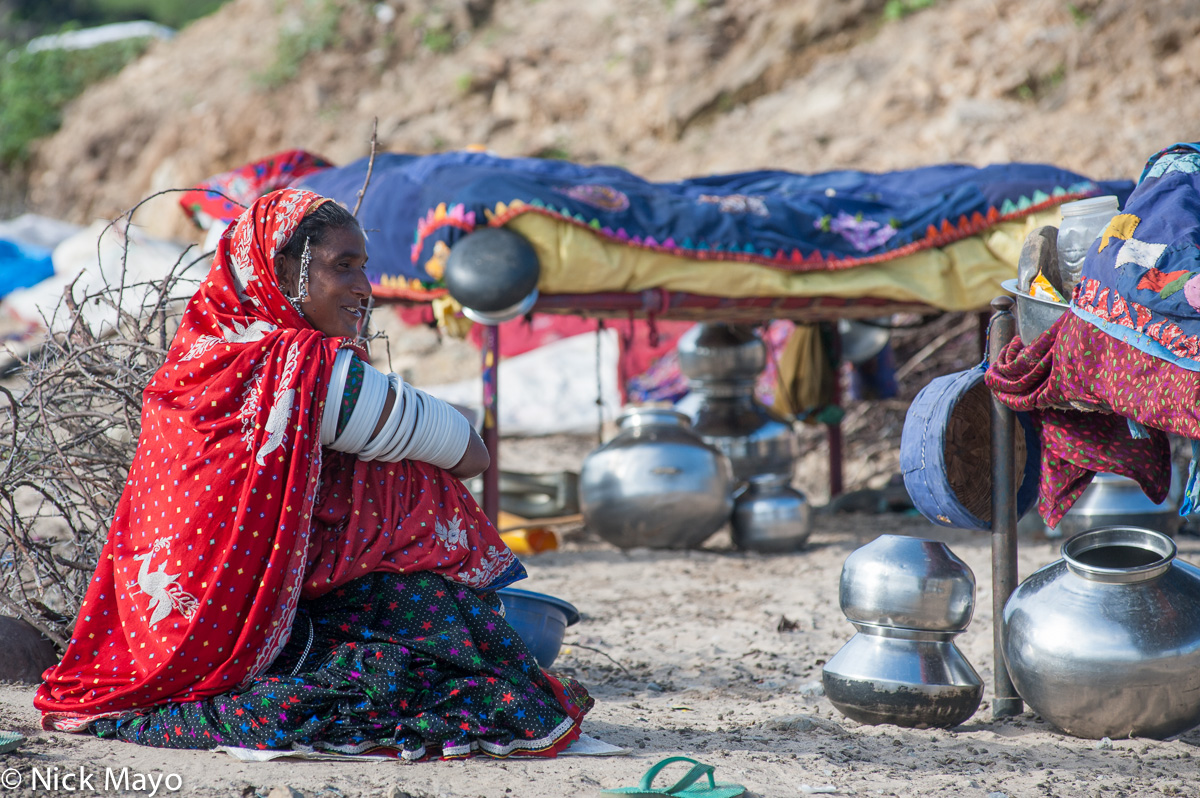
[827,323,844,498]
[988,295,1022,719]
[482,323,501,523]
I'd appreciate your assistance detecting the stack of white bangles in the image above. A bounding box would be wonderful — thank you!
[320,350,471,469]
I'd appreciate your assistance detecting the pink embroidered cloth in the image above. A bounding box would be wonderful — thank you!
[985,312,1173,527]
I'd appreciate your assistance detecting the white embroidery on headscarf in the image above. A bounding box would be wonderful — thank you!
[255,343,302,465]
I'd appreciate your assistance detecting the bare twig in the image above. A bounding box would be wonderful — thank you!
[351,117,379,217]
[352,118,382,351]
[894,313,976,381]
[567,642,635,678]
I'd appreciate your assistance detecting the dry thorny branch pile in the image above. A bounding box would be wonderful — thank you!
[0,147,381,650]
[0,222,207,648]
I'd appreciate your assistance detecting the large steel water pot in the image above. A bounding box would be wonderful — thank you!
[821,627,983,729]
[823,534,982,728]
[731,473,812,553]
[1048,471,1182,539]
[579,407,734,549]
[1003,526,1200,739]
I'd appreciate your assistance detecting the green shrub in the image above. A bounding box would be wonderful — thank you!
[0,35,149,166]
[883,0,936,21]
[422,27,455,54]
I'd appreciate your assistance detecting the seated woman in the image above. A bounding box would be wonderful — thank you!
[35,188,592,759]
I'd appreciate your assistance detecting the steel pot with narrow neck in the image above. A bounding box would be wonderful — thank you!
[676,323,765,387]
[821,625,983,729]
[686,391,799,482]
[1003,525,1200,739]
[839,534,975,633]
[731,473,811,552]
[579,407,734,549]
[823,534,981,728]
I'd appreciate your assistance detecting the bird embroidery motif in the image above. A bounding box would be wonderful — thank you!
[128,538,198,628]
[181,319,277,362]
[255,343,301,465]
[219,318,276,343]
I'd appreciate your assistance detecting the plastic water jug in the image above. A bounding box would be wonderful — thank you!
[1057,195,1120,298]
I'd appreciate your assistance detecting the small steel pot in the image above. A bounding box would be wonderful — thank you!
[731,473,811,553]
[686,394,798,482]
[676,323,765,386]
[1048,471,1181,539]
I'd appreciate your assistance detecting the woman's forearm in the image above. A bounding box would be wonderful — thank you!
[448,429,490,478]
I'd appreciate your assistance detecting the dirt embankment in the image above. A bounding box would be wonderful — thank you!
[20,0,1200,240]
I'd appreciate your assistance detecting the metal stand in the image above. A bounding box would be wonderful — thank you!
[988,295,1022,718]
[827,323,844,497]
[481,324,501,523]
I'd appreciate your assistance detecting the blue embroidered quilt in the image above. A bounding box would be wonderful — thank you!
[1071,143,1200,371]
[296,150,1133,293]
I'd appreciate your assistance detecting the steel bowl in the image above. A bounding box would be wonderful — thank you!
[461,288,539,325]
[1001,278,1069,343]
[497,588,581,668]
[837,318,891,365]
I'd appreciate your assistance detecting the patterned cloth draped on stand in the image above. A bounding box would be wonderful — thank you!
[34,189,591,758]
[986,142,1200,525]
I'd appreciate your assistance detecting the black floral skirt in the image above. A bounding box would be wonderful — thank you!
[92,572,593,759]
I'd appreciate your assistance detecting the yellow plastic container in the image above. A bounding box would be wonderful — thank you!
[497,511,560,554]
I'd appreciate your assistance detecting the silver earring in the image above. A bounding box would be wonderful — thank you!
[288,237,312,314]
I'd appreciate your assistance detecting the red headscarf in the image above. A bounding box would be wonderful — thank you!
[35,189,513,730]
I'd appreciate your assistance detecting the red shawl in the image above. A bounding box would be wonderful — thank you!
[35,189,515,729]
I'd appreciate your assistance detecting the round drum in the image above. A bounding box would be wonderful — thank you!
[900,364,1040,531]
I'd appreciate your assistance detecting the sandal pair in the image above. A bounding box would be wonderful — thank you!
[601,756,746,798]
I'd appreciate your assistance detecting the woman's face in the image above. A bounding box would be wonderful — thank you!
[286,225,371,338]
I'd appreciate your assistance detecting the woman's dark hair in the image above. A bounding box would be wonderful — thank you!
[277,200,362,261]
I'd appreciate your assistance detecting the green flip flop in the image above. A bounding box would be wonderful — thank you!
[600,756,746,798]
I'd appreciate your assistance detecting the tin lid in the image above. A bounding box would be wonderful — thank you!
[616,405,690,430]
[1060,195,1120,217]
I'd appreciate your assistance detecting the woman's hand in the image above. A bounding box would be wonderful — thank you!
[449,429,490,478]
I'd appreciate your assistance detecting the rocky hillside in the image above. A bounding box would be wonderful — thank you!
[21,0,1200,239]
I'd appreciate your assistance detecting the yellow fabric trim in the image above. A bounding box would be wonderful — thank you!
[432,295,473,339]
[503,209,1061,312]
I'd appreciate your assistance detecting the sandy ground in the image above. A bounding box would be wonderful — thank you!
[2,481,1200,797]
